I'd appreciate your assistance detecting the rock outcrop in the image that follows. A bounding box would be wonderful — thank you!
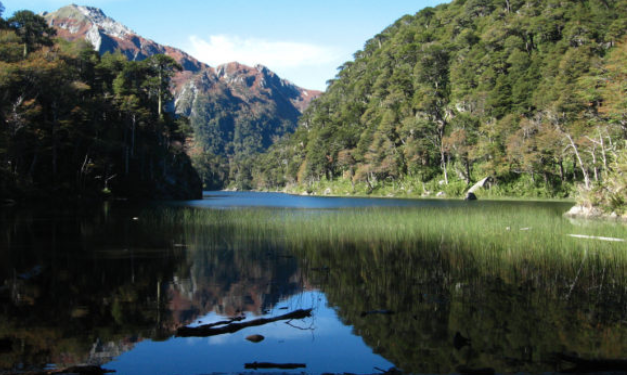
[564,205,627,221]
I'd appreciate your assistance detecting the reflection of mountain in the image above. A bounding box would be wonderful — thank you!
[0,206,305,372]
[4,204,627,374]
[166,231,304,326]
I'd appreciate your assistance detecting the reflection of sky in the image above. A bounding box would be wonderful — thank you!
[192,191,458,208]
[171,191,573,210]
[107,291,393,375]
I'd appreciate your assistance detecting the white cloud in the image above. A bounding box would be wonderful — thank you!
[187,34,340,70]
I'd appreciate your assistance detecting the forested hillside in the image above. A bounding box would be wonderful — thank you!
[42,4,320,192]
[254,0,627,202]
[0,5,202,202]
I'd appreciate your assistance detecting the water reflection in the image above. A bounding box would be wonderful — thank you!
[1,195,627,375]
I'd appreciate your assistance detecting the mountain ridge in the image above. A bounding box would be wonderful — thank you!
[44,4,321,189]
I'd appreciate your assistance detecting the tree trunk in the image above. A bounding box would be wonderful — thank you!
[52,103,59,181]
[158,67,163,118]
[131,114,136,157]
[441,149,448,185]
[558,158,565,182]
[566,133,590,189]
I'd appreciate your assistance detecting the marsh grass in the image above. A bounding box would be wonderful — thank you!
[148,202,627,294]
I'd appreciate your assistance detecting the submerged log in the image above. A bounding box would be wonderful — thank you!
[201,316,245,328]
[244,362,306,370]
[176,308,312,337]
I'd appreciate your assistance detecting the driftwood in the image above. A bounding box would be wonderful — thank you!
[199,316,245,328]
[464,176,492,200]
[244,362,306,370]
[176,308,312,337]
[568,233,625,242]
[557,353,627,373]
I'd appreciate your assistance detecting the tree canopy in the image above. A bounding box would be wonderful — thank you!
[252,0,627,202]
[0,10,201,201]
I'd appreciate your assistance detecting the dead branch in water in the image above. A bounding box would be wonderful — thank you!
[176,308,313,337]
[244,362,306,370]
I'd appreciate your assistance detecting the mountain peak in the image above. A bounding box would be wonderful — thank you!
[44,4,205,72]
[46,4,133,40]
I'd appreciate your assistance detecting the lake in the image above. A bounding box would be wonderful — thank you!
[1,192,627,375]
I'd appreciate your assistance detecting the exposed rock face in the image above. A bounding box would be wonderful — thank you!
[44,5,204,72]
[44,5,321,166]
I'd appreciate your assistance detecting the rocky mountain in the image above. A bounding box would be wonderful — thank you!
[43,4,321,189]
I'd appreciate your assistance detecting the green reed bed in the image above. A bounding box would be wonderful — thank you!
[147,203,627,292]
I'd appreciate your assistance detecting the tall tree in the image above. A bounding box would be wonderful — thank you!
[7,10,56,57]
[145,54,182,118]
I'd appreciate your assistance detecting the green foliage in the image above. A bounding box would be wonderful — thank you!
[253,0,627,200]
[6,10,55,57]
[0,18,201,201]
[185,68,304,190]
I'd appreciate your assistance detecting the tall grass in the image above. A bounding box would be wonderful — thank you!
[146,203,627,294]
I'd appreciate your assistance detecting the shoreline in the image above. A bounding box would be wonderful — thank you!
[217,188,576,204]
[564,204,627,221]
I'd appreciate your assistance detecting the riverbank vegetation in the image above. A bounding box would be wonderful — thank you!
[153,203,627,287]
[249,0,627,212]
[144,201,627,373]
[0,4,201,202]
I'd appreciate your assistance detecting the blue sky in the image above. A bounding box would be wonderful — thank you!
[3,0,448,90]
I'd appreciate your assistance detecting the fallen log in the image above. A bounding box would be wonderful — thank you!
[200,316,245,328]
[244,362,306,370]
[176,308,312,337]
[568,234,625,242]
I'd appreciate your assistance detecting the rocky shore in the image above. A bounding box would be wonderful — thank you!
[565,205,627,221]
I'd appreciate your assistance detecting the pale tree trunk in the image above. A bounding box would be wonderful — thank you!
[565,133,590,190]
[440,148,448,185]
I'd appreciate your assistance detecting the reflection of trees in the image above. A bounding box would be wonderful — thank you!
[4,204,627,374]
[0,206,303,372]
[0,205,181,371]
[300,241,627,374]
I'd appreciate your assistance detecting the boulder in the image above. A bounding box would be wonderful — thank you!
[464,192,477,201]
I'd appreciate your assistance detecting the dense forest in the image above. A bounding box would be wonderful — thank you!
[0,3,201,203]
[252,0,627,210]
[180,63,314,191]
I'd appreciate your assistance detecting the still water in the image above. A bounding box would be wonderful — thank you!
[1,192,626,374]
